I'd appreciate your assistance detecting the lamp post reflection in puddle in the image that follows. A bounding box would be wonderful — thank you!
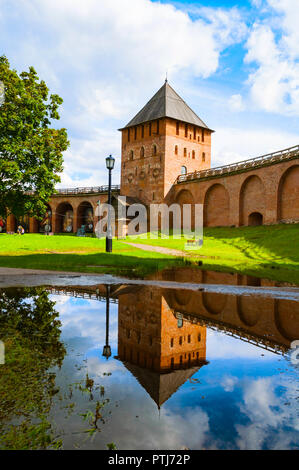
[102,285,112,360]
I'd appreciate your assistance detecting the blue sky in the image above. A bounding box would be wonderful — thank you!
[0,0,298,187]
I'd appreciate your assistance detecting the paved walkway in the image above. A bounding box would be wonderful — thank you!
[126,243,187,257]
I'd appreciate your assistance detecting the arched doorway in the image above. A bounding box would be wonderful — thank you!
[55,202,74,233]
[240,175,265,226]
[175,189,195,232]
[248,212,263,226]
[6,214,17,233]
[278,165,299,223]
[77,202,94,233]
[17,215,30,233]
[204,184,230,227]
[39,205,53,233]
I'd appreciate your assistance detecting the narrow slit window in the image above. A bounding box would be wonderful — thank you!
[181,166,187,175]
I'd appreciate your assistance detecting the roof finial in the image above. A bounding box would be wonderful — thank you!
[165,70,168,83]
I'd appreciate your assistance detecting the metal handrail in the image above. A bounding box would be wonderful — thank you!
[53,185,120,195]
[176,144,299,184]
[47,287,119,304]
[26,185,121,196]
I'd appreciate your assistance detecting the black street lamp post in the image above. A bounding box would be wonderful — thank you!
[105,155,115,253]
[102,285,112,360]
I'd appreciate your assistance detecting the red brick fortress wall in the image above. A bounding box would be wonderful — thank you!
[169,157,299,227]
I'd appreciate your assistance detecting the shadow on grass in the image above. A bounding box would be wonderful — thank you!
[0,252,189,278]
[0,251,298,284]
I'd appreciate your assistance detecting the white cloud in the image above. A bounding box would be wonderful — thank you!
[212,126,299,167]
[245,0,299,115]
[0,0,248,187]
[221,375,238,392]
[236,377,299,450]
[229,93,245,111]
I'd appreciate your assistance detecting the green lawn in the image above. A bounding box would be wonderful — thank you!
[0,233,186,278]
[0,224,298,283]
[125,224,299,284]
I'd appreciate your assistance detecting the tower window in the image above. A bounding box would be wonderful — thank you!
[130,150,134,161]
[184,148,187,157]
[185,124,188,138]
[193,126,196,140]
[134,127,137,140]
[140,147,145,158]
[181,166,187,175]
[198,333,201,342]
[202,129,205,142]
[153,144,157,156]
[188,335,191,343]
[179,336,183,345]
[170,338,174,348]
[202,152,206,162]
[175,145,178,155]
[192,150,195,159]
[176,122,180,136]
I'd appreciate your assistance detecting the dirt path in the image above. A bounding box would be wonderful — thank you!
[126,243,187,257]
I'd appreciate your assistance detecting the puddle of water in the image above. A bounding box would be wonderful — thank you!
[0,272,299,450]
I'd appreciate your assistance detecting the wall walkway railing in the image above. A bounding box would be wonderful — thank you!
[52,185,121,196]
[26,185,120,197]
[47,287,119,304]
[176,144,299,184]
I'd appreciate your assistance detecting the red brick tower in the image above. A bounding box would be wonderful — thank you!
[119,80,214,206]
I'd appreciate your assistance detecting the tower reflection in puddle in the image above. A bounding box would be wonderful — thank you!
[116,286,208,408]
[49,270,299,409]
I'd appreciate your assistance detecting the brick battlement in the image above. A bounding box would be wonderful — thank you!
[176,144,299,184]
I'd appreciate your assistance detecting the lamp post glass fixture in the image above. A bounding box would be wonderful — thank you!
[105,155,115,253]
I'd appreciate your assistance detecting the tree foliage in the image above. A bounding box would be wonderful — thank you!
[0,287,66,449]
[0,56,69,218]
